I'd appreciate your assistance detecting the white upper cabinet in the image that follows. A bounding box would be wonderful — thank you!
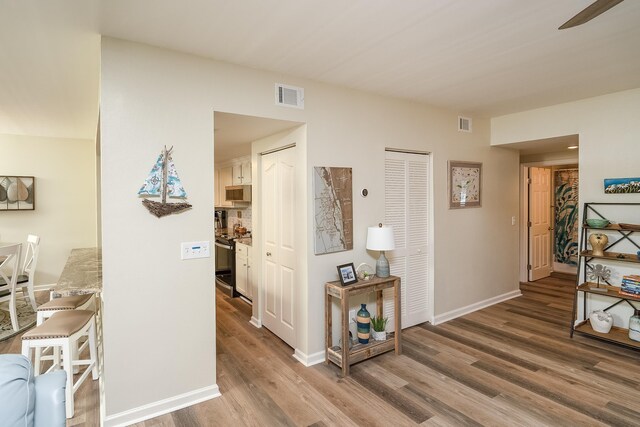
[232,160,252,185]
[219,166,233,207]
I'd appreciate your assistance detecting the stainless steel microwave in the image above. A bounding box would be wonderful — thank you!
[225,185,251,202]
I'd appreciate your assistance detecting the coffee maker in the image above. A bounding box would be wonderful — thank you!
[214,210,227,234]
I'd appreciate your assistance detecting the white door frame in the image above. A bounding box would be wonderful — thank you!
[519,159,578,282]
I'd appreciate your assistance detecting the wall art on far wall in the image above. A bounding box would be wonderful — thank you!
[448,161,482,209]
[0,176,35,211]
[313,166,353,255]
[604,177,640,194]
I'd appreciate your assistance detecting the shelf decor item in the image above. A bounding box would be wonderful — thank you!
[448,160,482,209]
[630,310,640,342]
[586,218,610,228]
[356,304,371,344]
[587,264,611,292]
[138,146,192,218]
[366,223,395,278]
[356,263,374,281]
[589,310,613,333]
[370,316,388,341]
[589,233,608,257]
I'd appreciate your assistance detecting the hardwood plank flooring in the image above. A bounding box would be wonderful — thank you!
[9,273,640,426]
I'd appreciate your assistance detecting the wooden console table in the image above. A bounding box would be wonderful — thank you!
[325,275,401,376]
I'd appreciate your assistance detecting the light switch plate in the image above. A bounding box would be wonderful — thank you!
[181,241,210,260]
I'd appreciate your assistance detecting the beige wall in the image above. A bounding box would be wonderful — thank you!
[492,87,640,326]
[0,133,97,284]
[100,38,520,422]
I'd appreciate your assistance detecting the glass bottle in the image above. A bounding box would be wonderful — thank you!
[629,309,640,342]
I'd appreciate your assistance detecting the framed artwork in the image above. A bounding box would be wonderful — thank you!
[337,263,358,286]
[604,177,640,194]
[448,161,481,209]
[0,176,35,211]
[313,167,353,255]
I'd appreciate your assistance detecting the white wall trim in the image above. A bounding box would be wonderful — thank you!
[292,349,325,367]
[433,290,522,325]
[103,384,221,427]
[249,316,262,328]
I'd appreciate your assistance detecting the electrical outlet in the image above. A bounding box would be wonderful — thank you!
[181,241,210,260]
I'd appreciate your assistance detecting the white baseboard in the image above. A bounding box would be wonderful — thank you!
[292,349,325,367]
[103,384,221,427]
[433,290,522,325]
[33,284,56,292]
[249,316,262,328]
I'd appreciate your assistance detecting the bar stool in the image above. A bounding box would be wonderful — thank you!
[34,293,95,375]
[37,294,94,325]
[21,310,99,419]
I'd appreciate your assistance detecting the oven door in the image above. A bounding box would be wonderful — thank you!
[215,241,233,273]
[215,239,236,297]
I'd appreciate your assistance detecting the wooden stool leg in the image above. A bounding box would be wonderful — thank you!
[34,347,42,376]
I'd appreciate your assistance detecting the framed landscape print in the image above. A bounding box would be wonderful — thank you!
[0,176,35,211]
[448,161,481,209]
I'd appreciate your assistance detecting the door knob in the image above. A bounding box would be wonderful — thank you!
[266,252,272,257]
[548,227,554,231]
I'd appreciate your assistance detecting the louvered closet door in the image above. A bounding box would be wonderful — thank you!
[384,150,431,330]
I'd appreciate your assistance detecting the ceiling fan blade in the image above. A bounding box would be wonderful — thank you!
[559,0,624,30]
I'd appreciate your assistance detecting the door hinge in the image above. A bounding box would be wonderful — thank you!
[527,221,532,227]
[527,264,532,271]
[527,178,531,185]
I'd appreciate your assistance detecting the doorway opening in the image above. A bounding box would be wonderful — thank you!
[512,135,580,283]
[213,111,303,347]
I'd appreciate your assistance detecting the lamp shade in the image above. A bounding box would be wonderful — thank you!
[366,225,395,251]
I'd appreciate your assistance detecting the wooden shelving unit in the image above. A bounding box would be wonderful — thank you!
[571,202,640,350]
[325,275,401,377]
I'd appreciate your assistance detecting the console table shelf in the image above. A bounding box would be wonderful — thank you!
[325,275,401,377]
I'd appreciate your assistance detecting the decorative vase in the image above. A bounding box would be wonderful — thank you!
[371,330,387,341]
[589,310,613,333]
[589,233,608,257]
[630,309,640,342]
[356,304,371,344]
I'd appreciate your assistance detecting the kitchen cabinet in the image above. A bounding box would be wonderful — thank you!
[571,202,640,350]
[218,166,233,207]
[235,242,252,300]
[232,160,252,185]
[214,168,220,207]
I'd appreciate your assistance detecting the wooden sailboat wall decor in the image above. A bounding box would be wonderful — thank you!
[138,146,192,218]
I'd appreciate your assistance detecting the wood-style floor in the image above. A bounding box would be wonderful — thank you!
[5,275,640,426]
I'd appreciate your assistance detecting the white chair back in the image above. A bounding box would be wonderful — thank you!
[22,234,40,279]
[0,244,22,331]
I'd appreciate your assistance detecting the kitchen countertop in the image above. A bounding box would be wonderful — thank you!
[235,237,252,246]
[51,247,102,298]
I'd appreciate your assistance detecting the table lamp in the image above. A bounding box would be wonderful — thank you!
[366,223,395,278]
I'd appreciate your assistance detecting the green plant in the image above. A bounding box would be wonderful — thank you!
[370,316,388,332]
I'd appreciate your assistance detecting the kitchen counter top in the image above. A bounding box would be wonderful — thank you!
[51,247,102,298]
[235,237,252,246]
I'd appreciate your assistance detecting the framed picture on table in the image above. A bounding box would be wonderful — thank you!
[448,161,481,209]
[337,263,358,286]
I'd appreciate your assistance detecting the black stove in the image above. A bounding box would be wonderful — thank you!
[215,235,236,297]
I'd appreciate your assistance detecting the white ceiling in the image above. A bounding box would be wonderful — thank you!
[2,0,640,141]
[214,112,301,163]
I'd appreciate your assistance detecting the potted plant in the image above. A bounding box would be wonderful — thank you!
[370,316,388,341]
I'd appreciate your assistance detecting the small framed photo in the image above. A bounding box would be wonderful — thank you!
[448,161,482,209]
[337,263,358,286]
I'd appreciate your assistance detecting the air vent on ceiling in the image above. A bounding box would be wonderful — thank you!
[458,116,472,133]
[275,83,304,109]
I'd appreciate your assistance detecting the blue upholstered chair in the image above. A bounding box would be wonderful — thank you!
[0,354,66,426]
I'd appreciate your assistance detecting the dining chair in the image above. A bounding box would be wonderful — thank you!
[0,244,22,331]
[0,234,40,311]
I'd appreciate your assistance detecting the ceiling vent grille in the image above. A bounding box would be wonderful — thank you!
[275,83,304,109]
[458,116,472,133]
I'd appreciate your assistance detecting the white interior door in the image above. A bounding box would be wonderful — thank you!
[384,150,431,330]
[529,166,552,281]
[261,147,296,347]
